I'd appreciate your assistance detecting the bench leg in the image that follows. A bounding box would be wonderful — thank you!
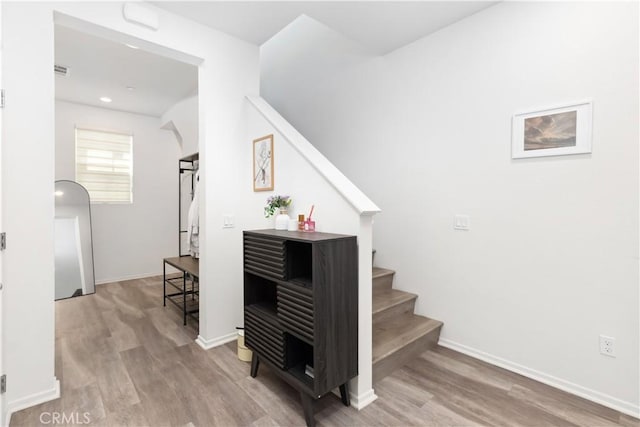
[182,273,187,325]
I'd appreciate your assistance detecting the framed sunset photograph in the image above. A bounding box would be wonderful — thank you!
[512,100,592,159]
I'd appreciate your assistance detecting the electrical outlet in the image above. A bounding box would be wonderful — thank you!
[599,335,616,357]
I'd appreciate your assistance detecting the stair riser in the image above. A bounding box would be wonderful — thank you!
[373,298,416,325]
[372,324,442,383]
[373,273,394,291]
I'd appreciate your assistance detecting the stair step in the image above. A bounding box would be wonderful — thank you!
[372,267,395,290]
[372,314,443,383]
[373,289,417,324]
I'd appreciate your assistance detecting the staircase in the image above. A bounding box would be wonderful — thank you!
[372,267,443,383]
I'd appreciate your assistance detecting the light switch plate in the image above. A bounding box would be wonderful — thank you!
[454,214,470,230]
[223,214,235,228]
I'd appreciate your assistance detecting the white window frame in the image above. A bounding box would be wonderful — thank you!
[75,127,133,204]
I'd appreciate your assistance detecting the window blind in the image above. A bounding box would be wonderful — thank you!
[75,128,133,203]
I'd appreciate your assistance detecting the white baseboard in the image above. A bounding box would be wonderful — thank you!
[438,339,640,418]
[350,388,378,410]
[196,332,237,350]
[96,272,162,285]
[4,377,60,426]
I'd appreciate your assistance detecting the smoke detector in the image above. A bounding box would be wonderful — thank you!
[54,64,71,77]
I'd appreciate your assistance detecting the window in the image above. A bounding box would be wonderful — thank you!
[75,128,133,203]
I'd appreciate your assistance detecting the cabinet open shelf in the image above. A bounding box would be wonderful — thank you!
[287,362,315,391]
[245,302,277,321]
[288,276,312,289]
[286,240,312,285]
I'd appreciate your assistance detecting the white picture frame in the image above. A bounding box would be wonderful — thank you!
[512,99,592,159]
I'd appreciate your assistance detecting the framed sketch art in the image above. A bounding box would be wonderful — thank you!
[512,100,592,159]
[253,134,274,191]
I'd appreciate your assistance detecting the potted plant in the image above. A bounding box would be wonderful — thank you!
[265,195,292,230]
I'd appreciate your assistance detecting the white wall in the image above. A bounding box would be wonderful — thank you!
[2,2,259,422]
[223,102,362,328]
[55,100,179,283]
[261,1,640,415]
[247,115,361,234]
[2,3,58,420]
[161,95,199,157]
[260,15,372,125]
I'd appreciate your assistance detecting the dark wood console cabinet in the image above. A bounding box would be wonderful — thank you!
[243,229,358,427]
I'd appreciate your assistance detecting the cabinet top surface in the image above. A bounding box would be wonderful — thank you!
[245,229,354,242]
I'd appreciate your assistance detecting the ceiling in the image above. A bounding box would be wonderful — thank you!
[55,25,198,117]
[154,1,497,55]
[55,2,496,116]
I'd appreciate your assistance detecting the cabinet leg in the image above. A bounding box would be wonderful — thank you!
[250,353,260,378]
[339,382,350,406]
[299,392,315,427]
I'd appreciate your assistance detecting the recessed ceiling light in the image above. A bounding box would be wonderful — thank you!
[126,86,135,91]
[100,97,112,103]
[124,43,139,50]
[55,191,64,197]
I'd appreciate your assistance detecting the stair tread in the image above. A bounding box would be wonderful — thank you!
[372,289,417,314]
[372,267,395,279]
[372,314,443,364]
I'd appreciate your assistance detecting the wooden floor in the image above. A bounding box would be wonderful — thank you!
[11,276,638,427]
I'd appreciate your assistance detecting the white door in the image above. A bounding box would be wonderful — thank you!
[0,1,5,422]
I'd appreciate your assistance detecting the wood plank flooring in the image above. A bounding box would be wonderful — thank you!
[11,276,639,426]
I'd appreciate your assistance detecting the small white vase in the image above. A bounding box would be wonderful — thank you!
[275,208,290,230]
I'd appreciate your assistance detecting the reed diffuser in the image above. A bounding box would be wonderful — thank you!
[304,205,316,232]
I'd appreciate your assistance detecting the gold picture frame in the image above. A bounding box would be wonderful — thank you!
[253,134,274,191]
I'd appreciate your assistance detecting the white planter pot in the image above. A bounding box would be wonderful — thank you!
[275,208,290,230]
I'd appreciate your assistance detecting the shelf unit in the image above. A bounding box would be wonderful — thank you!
[243,229,358,427]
